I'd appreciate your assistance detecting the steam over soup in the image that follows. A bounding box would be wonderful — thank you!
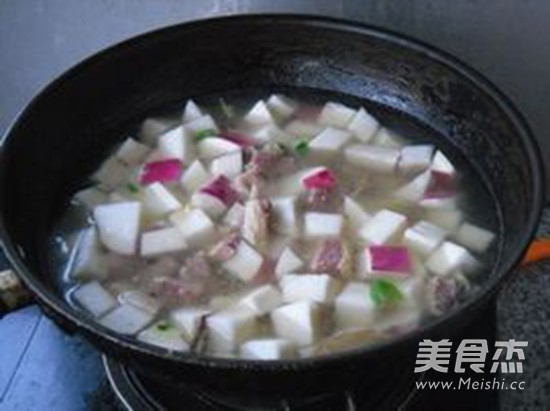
[55,94,497,360]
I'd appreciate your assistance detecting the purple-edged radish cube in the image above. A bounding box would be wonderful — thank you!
[366,246,412,278]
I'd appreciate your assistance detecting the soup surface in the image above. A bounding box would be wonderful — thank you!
[53,93,498,360]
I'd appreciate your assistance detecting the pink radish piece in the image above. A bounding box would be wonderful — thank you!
[366,246,412,277]
[424,171,455,199]
[199,175,239,207]
[302,168,337,190]
[140,159,183,185]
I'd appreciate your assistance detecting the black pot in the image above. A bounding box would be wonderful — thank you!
[0,15,544,407]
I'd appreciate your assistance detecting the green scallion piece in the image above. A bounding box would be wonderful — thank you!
[127,183,139,193]
[194,128,216,142]
[370,279,403,307]
[156,322,172,332]
[293,138,309,156]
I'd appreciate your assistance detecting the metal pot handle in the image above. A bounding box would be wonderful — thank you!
[0,245,33,315]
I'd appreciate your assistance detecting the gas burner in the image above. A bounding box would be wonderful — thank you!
[103,356,424,410]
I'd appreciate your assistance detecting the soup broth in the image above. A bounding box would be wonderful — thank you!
[50,92,499,360]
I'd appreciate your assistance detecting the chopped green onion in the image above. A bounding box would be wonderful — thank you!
[370,279,403,307]
[127,183,139,193]
[194,128,216,142]
[156,321,172,332]
[293,138,309,156]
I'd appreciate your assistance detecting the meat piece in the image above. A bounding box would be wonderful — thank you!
[234,167,264,197]
[310,239,352,277]
[251,258,276,286]
[291,104,322,122]
[242,198,271,251]
[208,233,241,262]
[248,143,295,177]
[148,276,206,304]
[182,252,212,279]
[148,252,213,305]
[426,276,458,316]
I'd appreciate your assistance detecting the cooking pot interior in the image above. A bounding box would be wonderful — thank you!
[0,16,542,385]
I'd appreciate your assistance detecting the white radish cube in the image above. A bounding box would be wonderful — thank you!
[239,285,283,315]
[138,322,189,351]
[253,124,289,143]
[73,281,116,317]
[304,212,343,238]
[99,303,154,335]
[206,307,257,352]
[223,240,264,282]
[281,274,341,304]
[94,202,141,255]
[141,183,182,217]
[347,107,379,143]
[180,160,210,194]
[72,228,107,280]
[344,196,371,228]
[140,227,187,257]
[191,192,227,218]
[115,138,150,167]
[197,137,240,160]
[275,247,304,277]
[158,126,195,164]
[170,307,210,342]
[420,197,457,209]
[359,209,407,245]
[241,339,297,360]
[395,170,432,202]
[284,120,323,137]
[271,197,298,235]
[431,151,455,176]
[270,167,323,197]
[223,202,245,228]
[74,187,108,209]
[118,290,161,316]
[335,282,375,330]
[271,301,321,346]
[92,156,131,190]
[185,114,219,134]
[455,223,495,253]
[425,209,463,232]
[373,128,404,148]
[309,127,353,152]
[169,208,216,247]
[209,294,243,311]
[266,94,295,119]
[365,246,412,278]
[426,241,477,276]
[210,150,243,179]
[139,118,178,145]
[244,100,274,126]
[344,144,400,173]
[183,99,202,123]
[319,102,356,128]
[404,220,447,257]
[398,145,434,174]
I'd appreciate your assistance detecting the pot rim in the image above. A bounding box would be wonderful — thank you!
[0,13,545,371]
